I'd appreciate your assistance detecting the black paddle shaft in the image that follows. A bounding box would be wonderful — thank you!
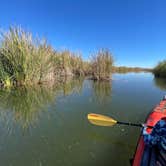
[117,121,149,127]
[117,121,153,128]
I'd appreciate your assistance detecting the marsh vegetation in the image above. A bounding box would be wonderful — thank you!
[0,26,156,89]
[90,49,114,80]
[153,60,166,78]
[0,27,88,87]
[0,27,115,87]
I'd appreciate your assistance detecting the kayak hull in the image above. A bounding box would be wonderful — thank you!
[132,99,166,166]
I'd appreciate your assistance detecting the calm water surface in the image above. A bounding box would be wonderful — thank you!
[0,73,166,166]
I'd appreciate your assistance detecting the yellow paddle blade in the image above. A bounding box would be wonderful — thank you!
[87,113,117,127]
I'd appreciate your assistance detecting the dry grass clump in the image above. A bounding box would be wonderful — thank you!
[90,48,113,80]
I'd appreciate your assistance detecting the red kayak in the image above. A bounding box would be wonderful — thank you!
[132,97,166,166]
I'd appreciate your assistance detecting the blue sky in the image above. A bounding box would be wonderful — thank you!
[0,0,166,68]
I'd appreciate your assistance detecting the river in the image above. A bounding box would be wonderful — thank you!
[0,73,165,166]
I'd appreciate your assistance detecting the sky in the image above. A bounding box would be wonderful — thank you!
[0,0,166,68]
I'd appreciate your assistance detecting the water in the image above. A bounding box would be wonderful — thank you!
[0,73,165,166]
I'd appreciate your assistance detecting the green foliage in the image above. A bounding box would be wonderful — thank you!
[153,60,166,78]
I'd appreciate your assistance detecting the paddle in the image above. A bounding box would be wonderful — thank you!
[87,113,153,128]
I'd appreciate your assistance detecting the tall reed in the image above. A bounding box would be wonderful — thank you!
[90,48,114,80]
[53,50,86,77]
[0,26,54,86]
[0,26,115,87]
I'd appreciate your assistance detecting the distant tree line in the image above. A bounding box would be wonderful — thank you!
[112,66,152,73]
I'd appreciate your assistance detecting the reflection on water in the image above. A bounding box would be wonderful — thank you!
[0,85,56,129]
[0,78,84,130]
[61,77,84,95]
[154,77,166,90]
[92,80,112,102]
